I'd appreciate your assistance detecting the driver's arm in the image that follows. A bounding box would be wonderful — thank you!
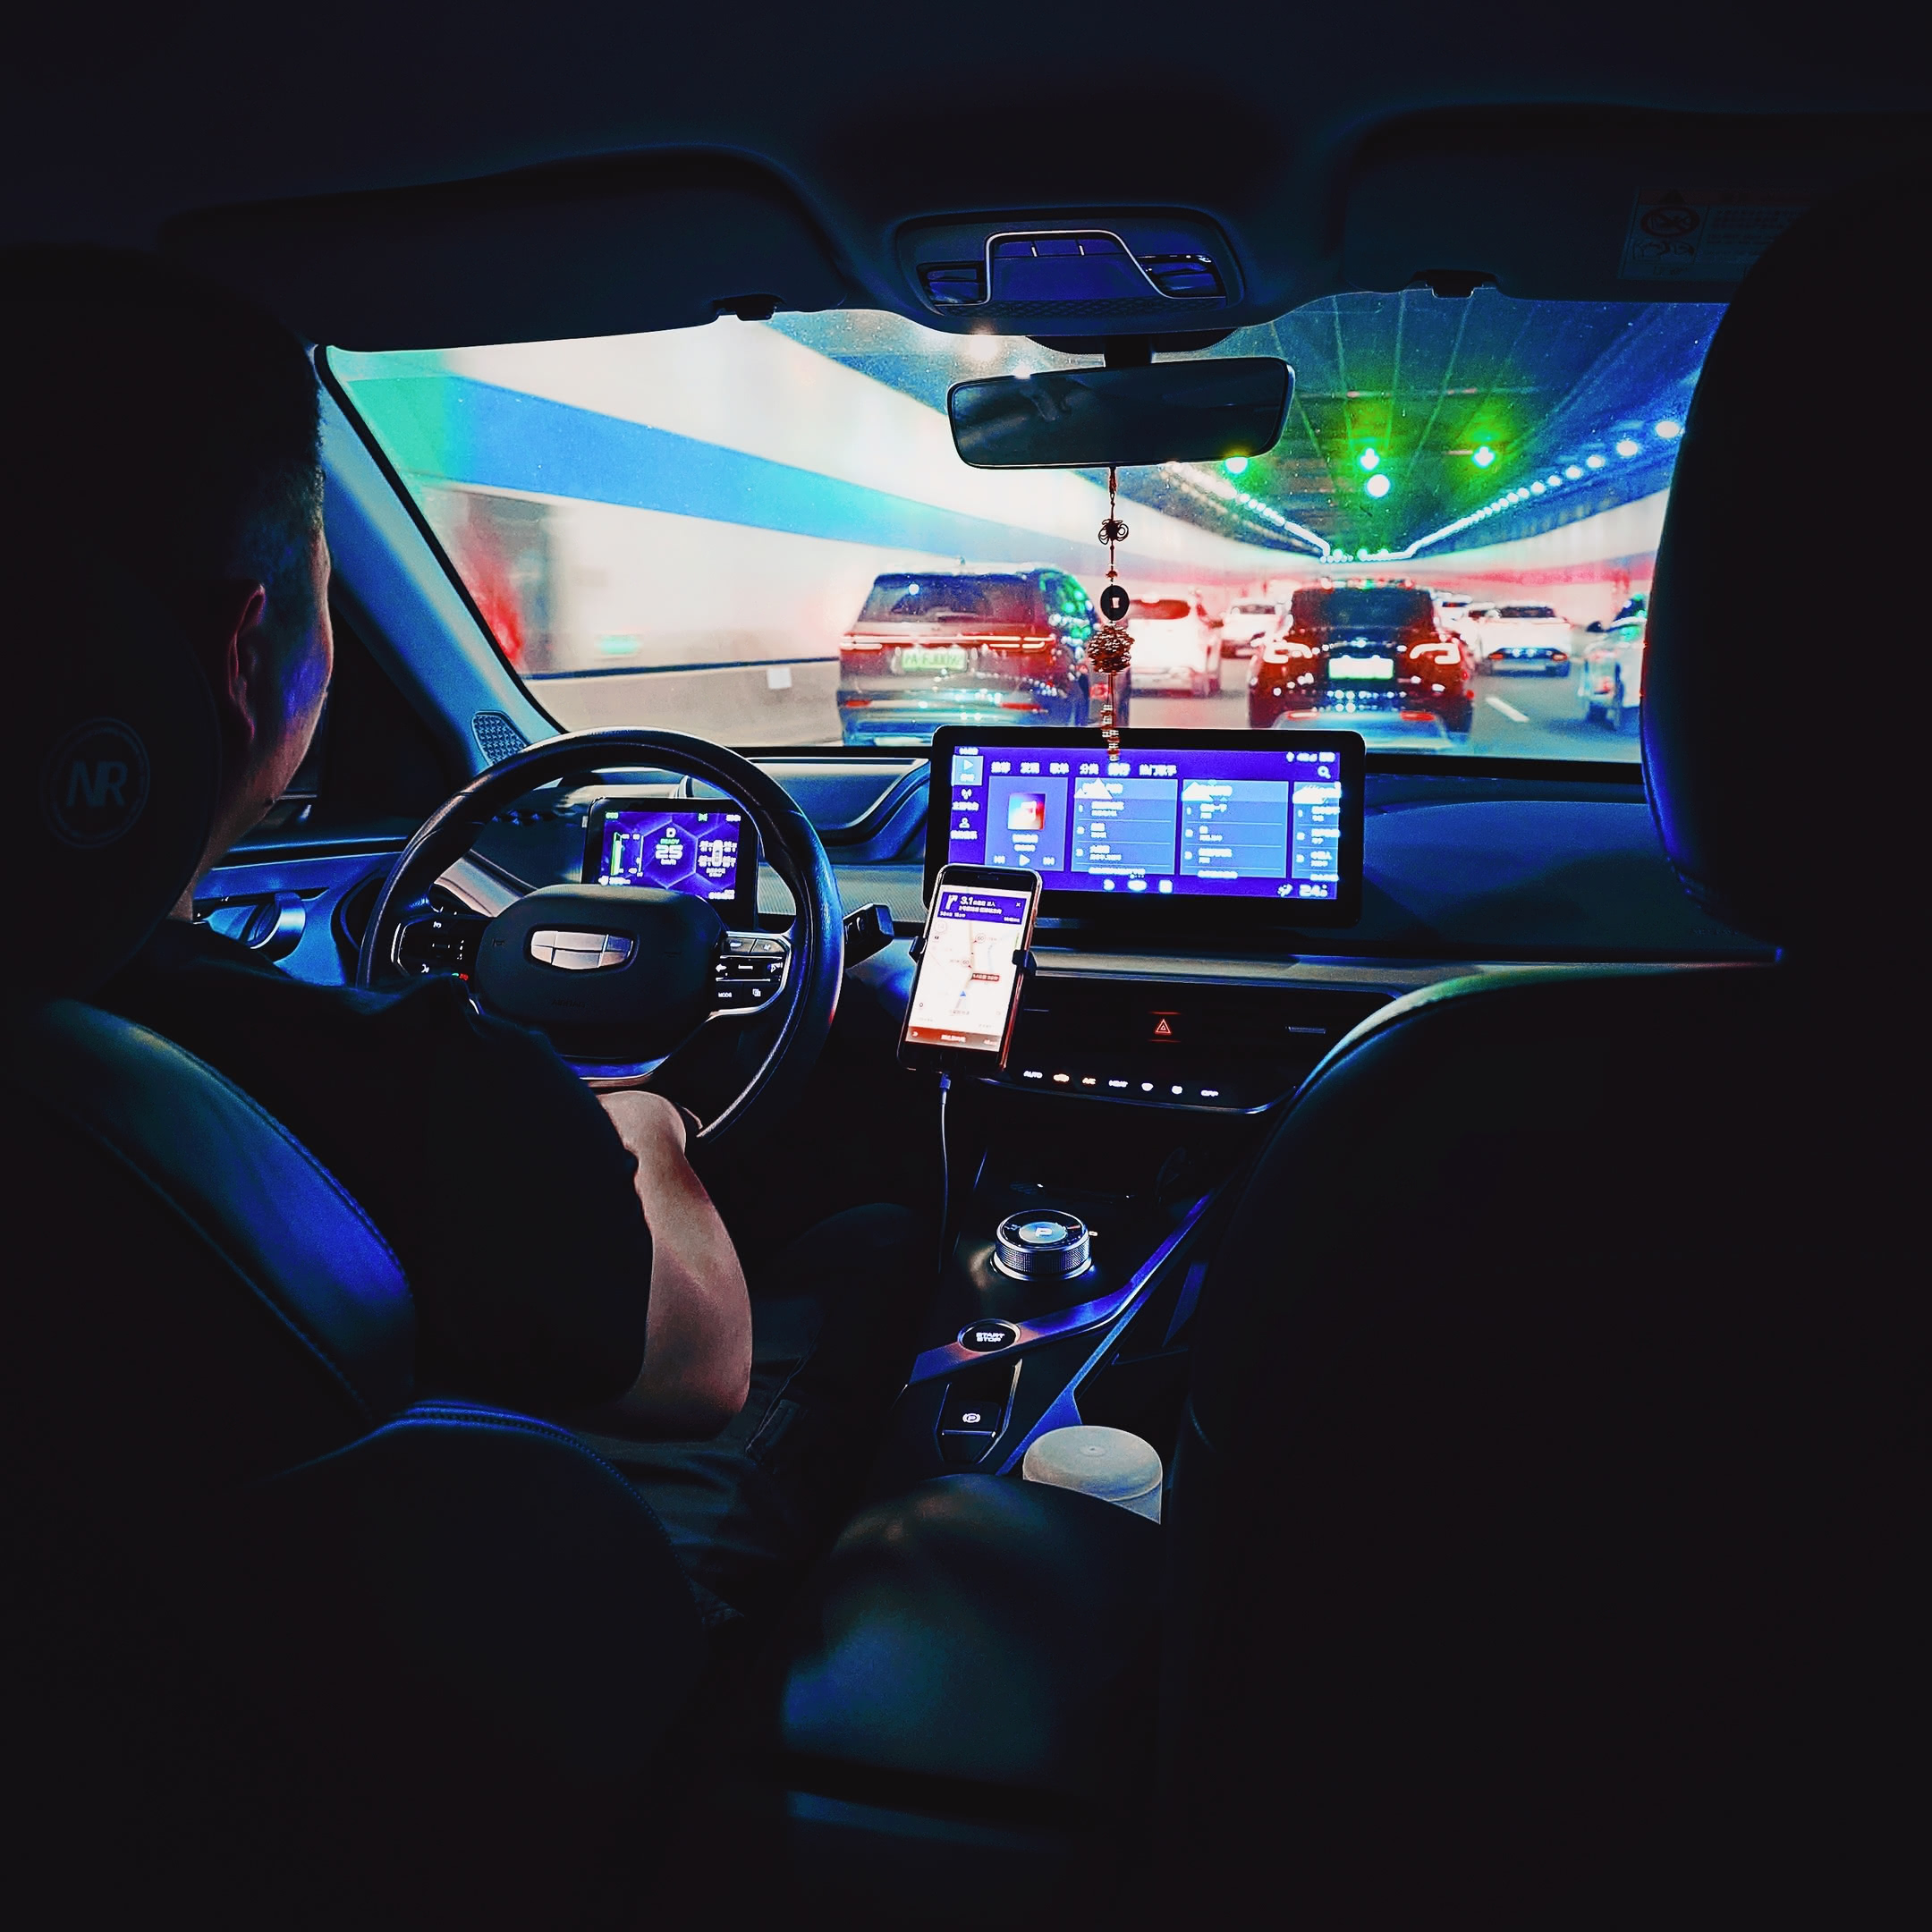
[595,1090,751,1436]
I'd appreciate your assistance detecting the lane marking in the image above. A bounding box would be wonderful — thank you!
[1485,695,1530,723]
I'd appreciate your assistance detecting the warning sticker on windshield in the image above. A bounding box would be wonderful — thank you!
[1619,189,1811,282]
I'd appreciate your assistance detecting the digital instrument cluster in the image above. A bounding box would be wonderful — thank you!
[583,802,756,924]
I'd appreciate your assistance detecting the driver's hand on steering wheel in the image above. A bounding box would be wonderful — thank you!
[595,1089,753,1438]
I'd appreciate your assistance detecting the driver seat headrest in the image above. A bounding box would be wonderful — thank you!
[0,550,220,996]
[1642,169,1930,954]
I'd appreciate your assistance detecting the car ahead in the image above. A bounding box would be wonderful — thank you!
[1126,593,1221,695]
[1578,616,1646,731]
[1248,584,1474,739]
[838,568,1097,745]
[1219,598,1289,657]
[1586,591,1649,635]
[1470,602,1572,675]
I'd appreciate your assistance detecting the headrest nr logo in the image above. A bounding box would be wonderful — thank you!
[40,717,152,850]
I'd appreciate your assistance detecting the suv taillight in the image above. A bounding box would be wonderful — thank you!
[1260,638,1318,663]
[1407,637,1463,666]
[842,633,882,652]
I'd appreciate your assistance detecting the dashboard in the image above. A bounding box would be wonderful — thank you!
[208,752,1767,1045]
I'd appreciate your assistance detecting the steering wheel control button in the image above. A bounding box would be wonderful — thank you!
[991,1211,1092,1282]
[959,1321,1019,1352]
[528,928,635,971]
[712,932,790,1017]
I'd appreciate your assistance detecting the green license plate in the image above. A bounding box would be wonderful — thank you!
[897,646,968,674]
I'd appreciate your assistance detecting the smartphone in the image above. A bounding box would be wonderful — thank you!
[897,865,1043,1073]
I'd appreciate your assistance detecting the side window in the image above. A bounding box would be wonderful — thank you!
[242,602,458,843]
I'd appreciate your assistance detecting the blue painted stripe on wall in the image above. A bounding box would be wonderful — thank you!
[359,373,1240,579]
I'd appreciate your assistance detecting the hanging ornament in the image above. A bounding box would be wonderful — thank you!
[1088,465,1133,758]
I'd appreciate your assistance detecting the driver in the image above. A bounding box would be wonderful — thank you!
[4,247,921,1629]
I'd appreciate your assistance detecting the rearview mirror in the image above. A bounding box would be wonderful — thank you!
[947,358,1292,470]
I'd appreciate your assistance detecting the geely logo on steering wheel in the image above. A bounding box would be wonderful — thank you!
[527,928,636,972]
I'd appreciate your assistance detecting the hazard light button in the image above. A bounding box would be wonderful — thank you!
[1147,1010,1180,1042]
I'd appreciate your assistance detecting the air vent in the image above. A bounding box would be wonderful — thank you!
[471,711,529,765]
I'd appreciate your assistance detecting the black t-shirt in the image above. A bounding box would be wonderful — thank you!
[102,920,653,1411]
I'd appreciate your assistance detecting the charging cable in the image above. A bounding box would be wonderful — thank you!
[936,1071,953,1276]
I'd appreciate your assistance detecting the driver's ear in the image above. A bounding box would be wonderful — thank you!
[184,579,269,754]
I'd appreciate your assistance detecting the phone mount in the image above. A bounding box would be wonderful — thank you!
[909,936,1038,980]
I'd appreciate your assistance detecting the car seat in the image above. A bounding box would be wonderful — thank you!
[0,552,708,1928]
[1160,171,1930,1923]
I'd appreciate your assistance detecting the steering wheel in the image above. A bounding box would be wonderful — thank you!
[356,728,843,1157]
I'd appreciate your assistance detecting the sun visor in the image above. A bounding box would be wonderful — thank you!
[162,154,853,350]
[1342,110,1932,302]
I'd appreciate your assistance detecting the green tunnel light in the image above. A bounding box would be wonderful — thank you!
[1364,472,1392,499]
[1358,446,1380,470]
[1222,456,1249,476]
[1471,445,1496,467]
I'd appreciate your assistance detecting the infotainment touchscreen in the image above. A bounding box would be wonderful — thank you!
[926,727,1363,926]
[583,802,756,924]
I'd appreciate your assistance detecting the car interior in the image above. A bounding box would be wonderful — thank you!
[4,5,1928,1926]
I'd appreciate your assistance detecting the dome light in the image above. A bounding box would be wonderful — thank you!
[1585,453,1606,469]
[1364,472,1392,498]
[1223,455,1249,476]
[1359,446,1380,470]
[1654,419,1682,439]
[1471,445,1496,468]
[1615,437,1641,458]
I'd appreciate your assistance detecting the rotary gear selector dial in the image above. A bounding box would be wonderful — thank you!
[991,1210,1092,1281]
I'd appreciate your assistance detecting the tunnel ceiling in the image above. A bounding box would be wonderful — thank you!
[785,290,1723,565]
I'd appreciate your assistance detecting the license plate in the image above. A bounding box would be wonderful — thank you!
[1329,656,1394,680]
[897,646,967,674]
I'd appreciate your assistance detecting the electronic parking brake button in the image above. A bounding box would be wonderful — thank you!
[959,1321,1018,1352]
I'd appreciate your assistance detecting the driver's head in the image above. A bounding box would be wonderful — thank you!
[0,246,330,879]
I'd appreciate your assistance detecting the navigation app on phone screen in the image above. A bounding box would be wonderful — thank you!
[904,886,1033,1055]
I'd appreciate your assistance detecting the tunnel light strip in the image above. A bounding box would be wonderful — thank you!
[1164,462,1331,558]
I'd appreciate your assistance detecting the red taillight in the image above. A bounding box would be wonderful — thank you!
[842,634,883,652]
[1408,640,1463,666]
[1398,709,1435,722]
[985,634,1058,652]
[1261,639,1318,664]
[996,698,1048,710]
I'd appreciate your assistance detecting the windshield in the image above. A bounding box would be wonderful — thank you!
[328,285,1718,760]
[858,575,1035,623]
[1292,588,1435,631]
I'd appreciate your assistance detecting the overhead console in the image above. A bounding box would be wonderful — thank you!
[895,211,1244,332]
